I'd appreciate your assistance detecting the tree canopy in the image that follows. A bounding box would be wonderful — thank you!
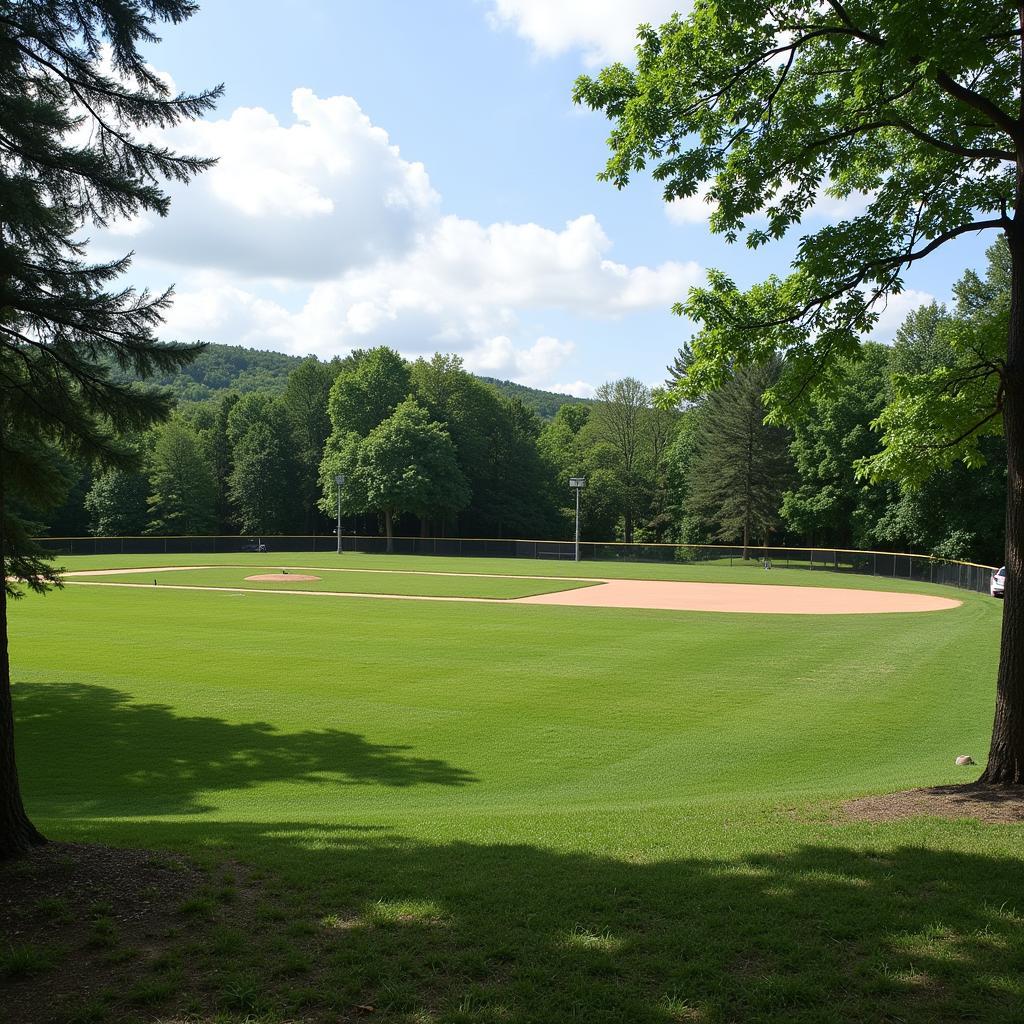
[574,2,1015,415]
[349,399,470,552]
[575,0,1024,784]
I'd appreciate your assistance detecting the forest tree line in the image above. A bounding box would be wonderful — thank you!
[32,249,1009,565]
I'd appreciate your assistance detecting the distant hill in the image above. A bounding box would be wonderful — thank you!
[142,343,591,419]
[476,377,593,419]
[145,343,305,402]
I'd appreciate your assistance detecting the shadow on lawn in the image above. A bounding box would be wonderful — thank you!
[29,819,1024,1024]
[13,681,476,815]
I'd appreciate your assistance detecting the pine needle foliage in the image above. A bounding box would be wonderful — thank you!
[687,363,793,556]
[0,0,220,857]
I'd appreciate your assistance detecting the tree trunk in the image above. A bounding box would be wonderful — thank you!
[624,507,633,545]
[982,227,1024,784]
[742,518,750,562]
[0,446,46,858]
[384,508,394,554]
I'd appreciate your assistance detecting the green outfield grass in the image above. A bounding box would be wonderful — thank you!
[5,559,1020,1023]
[55,549,975,595]
[65,565,596,600]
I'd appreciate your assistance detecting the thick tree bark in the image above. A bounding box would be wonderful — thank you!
[0,447,46,858]
[384,508,394,554]
[982,225,1024,784]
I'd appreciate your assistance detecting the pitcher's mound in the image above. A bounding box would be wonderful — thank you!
[244,573,320,583]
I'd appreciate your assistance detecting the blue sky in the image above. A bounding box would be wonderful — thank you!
[104,0,993,396]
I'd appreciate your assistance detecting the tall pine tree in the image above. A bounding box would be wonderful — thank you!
[686,364,793,558]
[0,1,220,858]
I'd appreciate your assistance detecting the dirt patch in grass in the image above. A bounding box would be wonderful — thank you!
[0,842,254,1024]
[244,573,321,582]
[843,783,1024,824]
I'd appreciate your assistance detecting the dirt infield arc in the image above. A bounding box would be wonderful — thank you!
[62,566,961,614]
[520,579,960,614]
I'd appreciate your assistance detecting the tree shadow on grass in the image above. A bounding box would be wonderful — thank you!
[32,819,1024,1024]
[12,681,476,816]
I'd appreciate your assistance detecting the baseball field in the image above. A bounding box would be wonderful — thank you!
[4,552,1021,1024]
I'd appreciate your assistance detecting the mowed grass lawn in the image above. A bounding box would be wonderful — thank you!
[64,565,597,600]
[5,555,1021,1024]
[57,548,974,593]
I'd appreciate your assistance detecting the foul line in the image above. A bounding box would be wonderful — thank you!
[62,563,606,583]
[63,580,533,604]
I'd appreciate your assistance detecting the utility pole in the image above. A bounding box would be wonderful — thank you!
[569,477,586,561]
[335,473,345,555]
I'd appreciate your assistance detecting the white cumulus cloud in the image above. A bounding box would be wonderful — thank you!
[487,0,686,65]
[463,335,576,386]
[98,86,700,391]
[158,211,700,370]
[871,288,936,336]
[665,189,715,226]
[111,88,438,281]
[549,379,596,398]
[666,182,875,228]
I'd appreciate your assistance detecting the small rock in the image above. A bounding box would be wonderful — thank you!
[955,755,975,766]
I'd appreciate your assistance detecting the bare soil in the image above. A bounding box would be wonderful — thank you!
[67,573,961,615]
[521,578,961,614]
[843,784,1024,824]
[244,573,321,582]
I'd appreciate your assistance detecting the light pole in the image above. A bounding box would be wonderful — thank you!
[569,476,586,562]
[335,473,345,555]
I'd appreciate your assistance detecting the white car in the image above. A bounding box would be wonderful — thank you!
[992,566,1006,598]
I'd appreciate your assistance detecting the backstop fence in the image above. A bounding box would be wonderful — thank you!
[35,534,999,595]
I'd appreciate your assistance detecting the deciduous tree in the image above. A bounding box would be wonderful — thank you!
[351,399,469,553]
[284,359,335,533]
[782,344,893,549]
[147,419,218,535]
[576,1,1024,783]
[590,378,650,543]
[85,465,150,537]
[227,394,301,534]
[327,347,411,438]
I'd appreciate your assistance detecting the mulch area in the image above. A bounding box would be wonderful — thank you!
[0,841,245,1024]
[843,783,1024,824]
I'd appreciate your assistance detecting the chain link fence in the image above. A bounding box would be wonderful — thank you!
[36,534,999,595]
